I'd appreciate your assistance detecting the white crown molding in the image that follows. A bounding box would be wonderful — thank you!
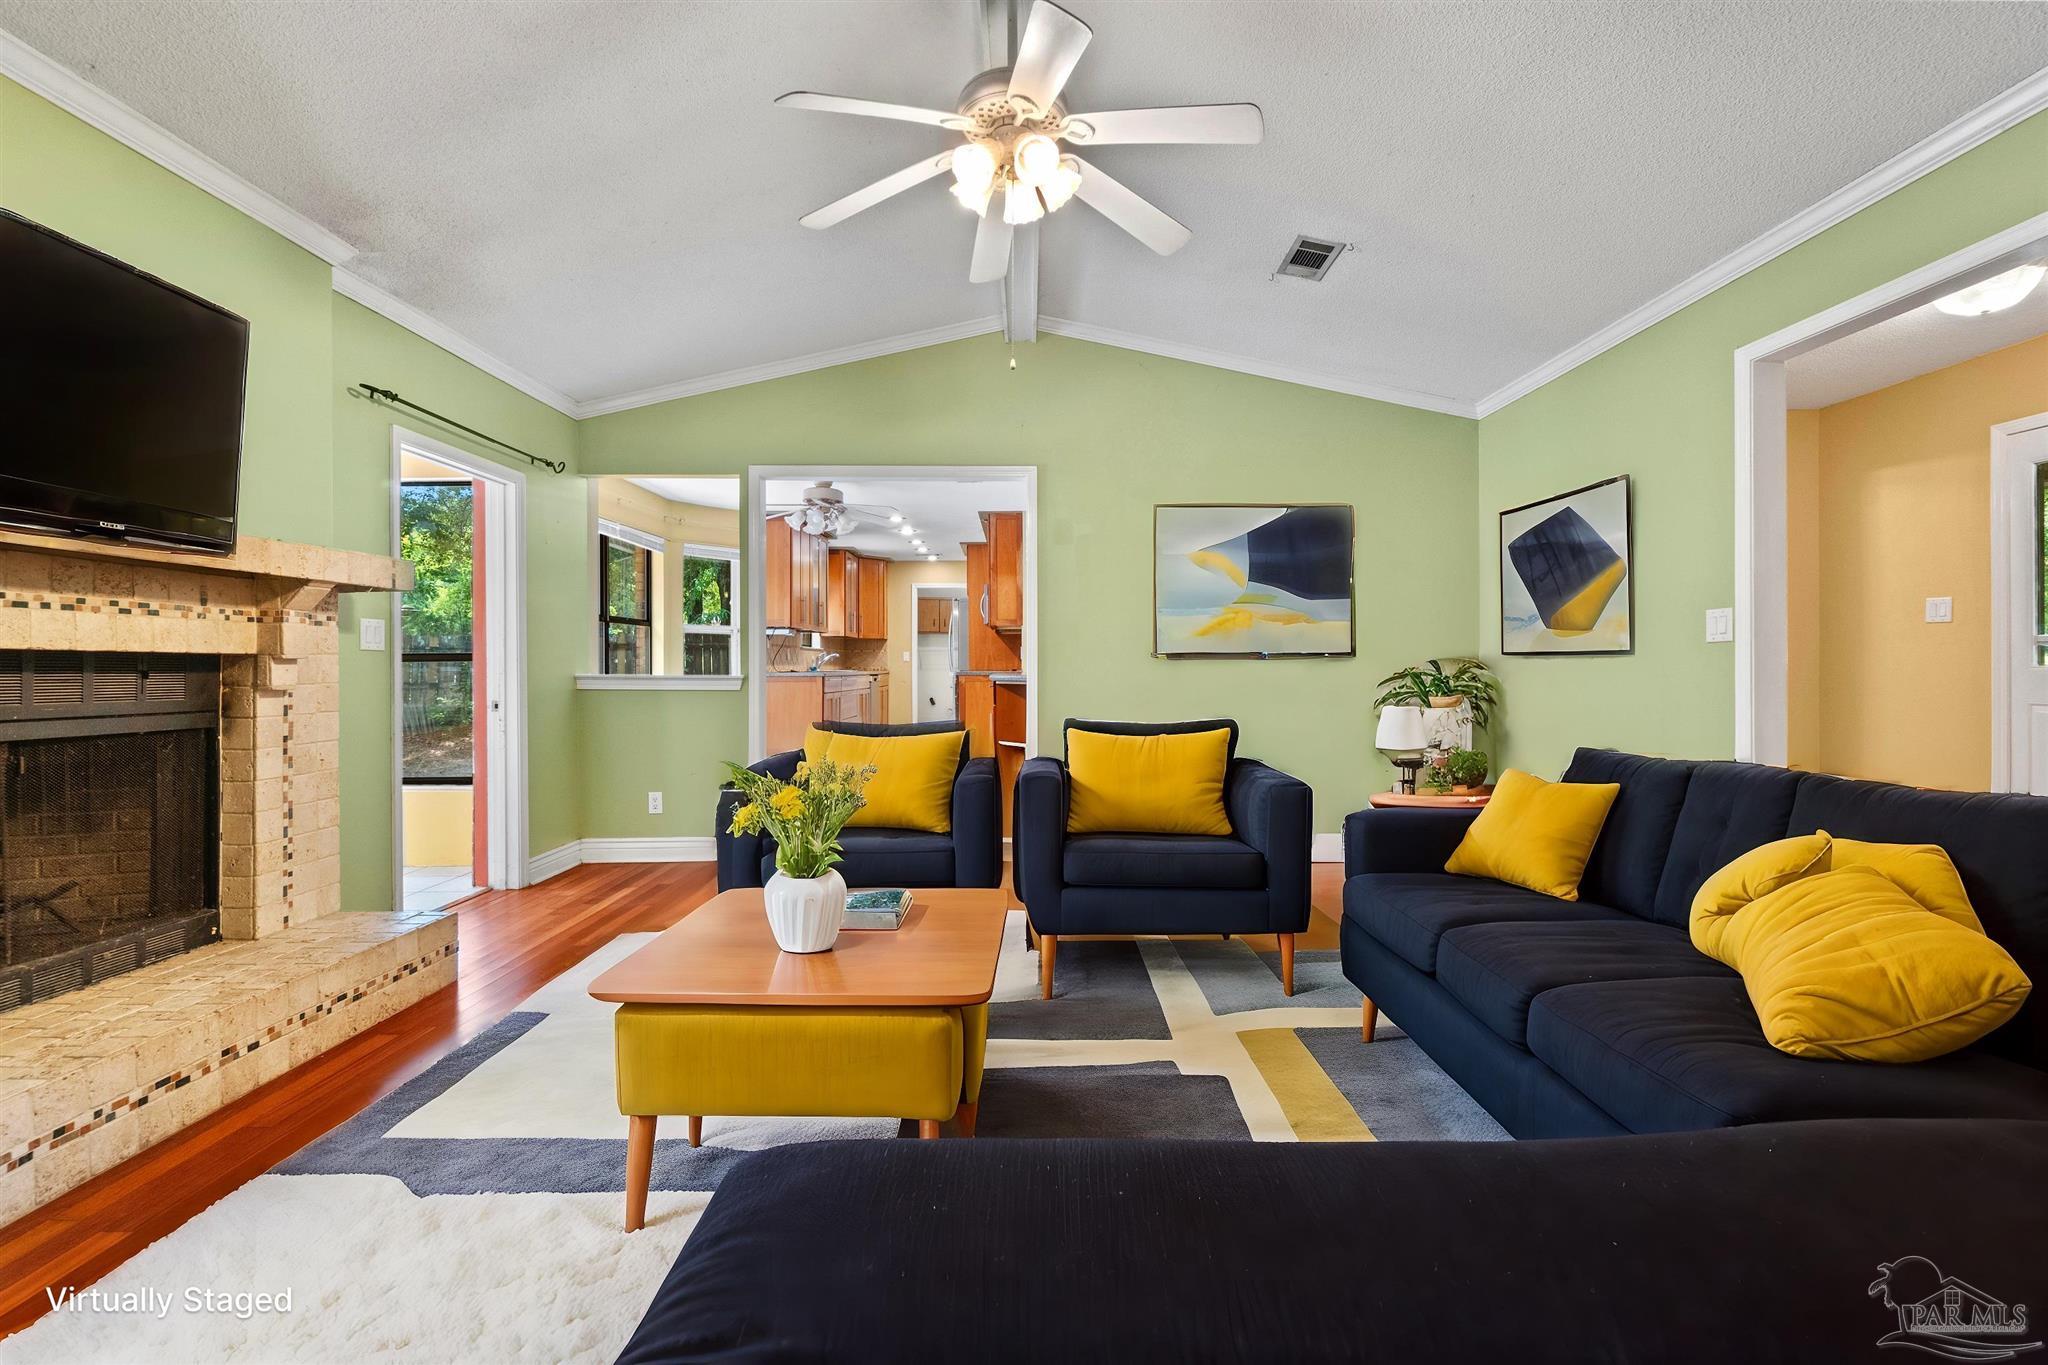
[0,27,358,265]
[333,268,582,418]
[575,316,1006,418]
[1474,63,2048,418]
[1037,317,1479,419]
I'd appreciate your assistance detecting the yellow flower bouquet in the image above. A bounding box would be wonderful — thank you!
[724,755,876,880]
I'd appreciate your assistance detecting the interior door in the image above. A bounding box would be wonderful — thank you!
[470,478,489,886]
[2004,420,2048,794]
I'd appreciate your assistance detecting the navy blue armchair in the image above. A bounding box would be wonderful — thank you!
[1013,719,1313,999]
[715,721,1002,891]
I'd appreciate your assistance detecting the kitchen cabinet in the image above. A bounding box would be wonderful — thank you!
[979,511,1023,631]
[916,597,954,634]
[963,541,1023,674]
[957,674,1026,835]
[765,516,828,632]
[766,671,885,752]
[825,548,890,640]
[860,554,887,639]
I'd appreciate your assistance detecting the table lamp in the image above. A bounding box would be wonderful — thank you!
[1375,706,1429,794]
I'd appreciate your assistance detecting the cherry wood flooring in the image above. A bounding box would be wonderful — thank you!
[0,862,1346,1336]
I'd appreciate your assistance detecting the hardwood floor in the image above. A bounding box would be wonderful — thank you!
[0,861,1346,1337]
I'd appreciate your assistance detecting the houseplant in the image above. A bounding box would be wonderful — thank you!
[1373,658,1501,728]
[724,755,876,952]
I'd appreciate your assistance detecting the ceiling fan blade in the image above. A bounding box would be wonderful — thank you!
[1069,158,1191,256]
[969,208,1013,283]
[799,153,954,230]
[1007,1,1091,115]
[775,91,968,130]
[1064,103,1264,146]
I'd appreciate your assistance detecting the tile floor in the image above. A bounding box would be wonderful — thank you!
[402,866,485,913]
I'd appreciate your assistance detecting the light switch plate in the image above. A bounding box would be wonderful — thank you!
[647,791,663,815]
[358,617,386,651]
[1704,607,1733,643]
[1925,596,1953,623]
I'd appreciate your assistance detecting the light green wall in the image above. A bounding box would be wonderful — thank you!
[329,298,583,908]
[577,333,1481,836]
[1475,109,2048,779]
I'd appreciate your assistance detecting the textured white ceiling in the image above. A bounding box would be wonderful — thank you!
[5,1,2046,412]
[627,476,742,511]
[1786,285,2048,409]
[760,476,1026,561]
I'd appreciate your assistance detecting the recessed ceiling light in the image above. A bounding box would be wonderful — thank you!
[926,554,937,561]
[898,526,913,535]
[1933,263,2045,317]
[889,513,903,523]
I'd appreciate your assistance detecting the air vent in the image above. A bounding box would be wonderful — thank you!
[1277,235,1345,282]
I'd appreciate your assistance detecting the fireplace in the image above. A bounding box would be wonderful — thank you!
[0,650,220,1012]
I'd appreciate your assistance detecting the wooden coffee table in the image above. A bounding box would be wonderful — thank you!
[589,886,1009,1230]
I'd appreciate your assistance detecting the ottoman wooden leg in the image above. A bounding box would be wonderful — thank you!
[1279,933,1296,997]
[687,1115,702,1148]
[1039,934,1057,999]
[918,1119,941,1139]
[1361,997,1379,1043]
[956,1101,978,1138]
[625,1115,656,1232]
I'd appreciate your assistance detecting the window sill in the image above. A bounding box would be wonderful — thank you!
[574,674,743,691]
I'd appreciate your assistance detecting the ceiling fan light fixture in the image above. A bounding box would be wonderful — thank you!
[1933,263,2045,317]
[1003,181,1045,226]
[1039,157,1083,213]
[1013,134,1061,188]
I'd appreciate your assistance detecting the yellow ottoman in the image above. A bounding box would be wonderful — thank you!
[612,1002,989,1230]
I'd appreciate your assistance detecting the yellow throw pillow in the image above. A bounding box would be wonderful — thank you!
[1689,833,1833,961]
[1715,867,2030,1062]
[1443,768,1619,901]
[802,728,960,833]
[1066,727,1232,836]
[1828,836,1982,933]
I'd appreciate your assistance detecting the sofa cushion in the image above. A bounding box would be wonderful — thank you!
[1343,872,1634,974]
[1525,976,2048,1132]
[1788,774,2048,1069]
[1435,919,1735,1047]
[1443,769,1619,901]
[1650,761,1805,927]
[764,828,954,888]
[1559,749,1694,918]
[1065,727,1233,837]
[1063,834,1265,890]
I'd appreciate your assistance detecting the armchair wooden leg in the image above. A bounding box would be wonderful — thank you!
[687,1115,702,1148]
[625,1115,656,1232]
[1026,920,1039,951]
[1279,933,1296,996]
[918,1119,942,1139]
[1361,997,1379,1043]
[1039,934,1057,999]
[955,1101,978,1137]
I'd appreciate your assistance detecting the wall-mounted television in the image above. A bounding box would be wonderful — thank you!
[0,208,249,553]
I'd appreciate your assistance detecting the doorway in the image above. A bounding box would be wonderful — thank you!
[1993,413,2048,793]
[390,426,527,908]
[911,583,968,722]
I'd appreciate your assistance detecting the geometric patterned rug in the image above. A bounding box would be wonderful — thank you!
[3,912,1501,1363]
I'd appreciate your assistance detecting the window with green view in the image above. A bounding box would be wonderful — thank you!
[682,546,738,675]
[400,481,474,784]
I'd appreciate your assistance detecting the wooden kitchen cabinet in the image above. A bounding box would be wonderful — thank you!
[963,541,1022,674]
[860,555,887,639]
[916,597,954,634]
[825,548,890,640]
[979,511,1023,631]
[766,671,882,752]
[766,516,828,632]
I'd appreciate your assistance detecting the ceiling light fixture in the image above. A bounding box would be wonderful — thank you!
[889,513,904,523]
[926,554,938,561]
[1002,180,1045,227]
[1933,263,2045,317]
[898,525,914,535]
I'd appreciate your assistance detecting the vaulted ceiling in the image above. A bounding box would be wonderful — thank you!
[5,0,2045,416]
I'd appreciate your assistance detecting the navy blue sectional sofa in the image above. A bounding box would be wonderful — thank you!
[714,720,1002,890]
[1341,749,2048,1138]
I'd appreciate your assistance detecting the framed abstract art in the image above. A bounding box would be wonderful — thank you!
[1154,503,1354,658]
[1499,476,1633,655]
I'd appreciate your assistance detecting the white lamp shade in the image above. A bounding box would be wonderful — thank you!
[1375,706,1428,751]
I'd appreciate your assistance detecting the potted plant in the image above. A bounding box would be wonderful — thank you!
[1373,658,1501,728]
[1445,747,1490,794]
[724,755,876,953]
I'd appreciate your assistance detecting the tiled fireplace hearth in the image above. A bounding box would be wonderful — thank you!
[0,527,454,1225]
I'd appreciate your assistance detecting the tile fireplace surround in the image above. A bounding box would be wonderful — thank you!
[0,526,456,1225]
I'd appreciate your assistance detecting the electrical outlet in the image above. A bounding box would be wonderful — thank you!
[1925,596,1953,623]
[358,617,386,651]
[647,791,663,815]
[1704,608,1733,643]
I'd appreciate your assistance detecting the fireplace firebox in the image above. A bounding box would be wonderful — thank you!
[0,650,220,1012]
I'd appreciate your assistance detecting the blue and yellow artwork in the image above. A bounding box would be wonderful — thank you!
[1155,504,1354,657]
[1499,476,1633,654]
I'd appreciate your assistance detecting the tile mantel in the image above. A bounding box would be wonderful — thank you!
[0,527,413,594]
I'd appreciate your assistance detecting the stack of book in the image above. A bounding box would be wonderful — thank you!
[842,888,912,930]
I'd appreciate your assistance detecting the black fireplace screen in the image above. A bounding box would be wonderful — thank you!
[0,708,220,1013]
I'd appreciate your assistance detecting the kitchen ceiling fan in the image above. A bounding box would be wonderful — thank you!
[767,481,904,538]
[777,0,1262,283]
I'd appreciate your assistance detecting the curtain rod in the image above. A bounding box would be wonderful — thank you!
[354,382,568,474]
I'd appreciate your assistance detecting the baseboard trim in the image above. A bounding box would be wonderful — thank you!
[525,841,584,884]
[1312,833,1345,864]
[579,836,719,863]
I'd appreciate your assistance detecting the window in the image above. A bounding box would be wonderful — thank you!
[598,522,660,675]
[682,544,738,676]
[400,481,474,784]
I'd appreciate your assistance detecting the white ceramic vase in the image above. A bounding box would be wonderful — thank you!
[763,868,845,953]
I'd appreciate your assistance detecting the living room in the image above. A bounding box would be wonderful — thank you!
[2,1,2047,1360]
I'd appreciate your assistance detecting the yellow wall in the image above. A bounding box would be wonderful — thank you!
[884,562,969,722]
[1785,408,1823,770]
[1787,333,2048,790]
[402,786,473,866]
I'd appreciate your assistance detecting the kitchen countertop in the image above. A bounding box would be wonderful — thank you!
[955,671,1027,684]
[766,669,885,677]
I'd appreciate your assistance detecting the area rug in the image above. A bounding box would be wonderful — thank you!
[4,912,1502,1363]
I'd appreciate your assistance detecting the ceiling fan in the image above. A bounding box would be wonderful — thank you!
[767,481,904,538]
[777,0,1263,283]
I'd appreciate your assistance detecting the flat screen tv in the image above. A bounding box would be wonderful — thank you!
[1,208,248,553]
